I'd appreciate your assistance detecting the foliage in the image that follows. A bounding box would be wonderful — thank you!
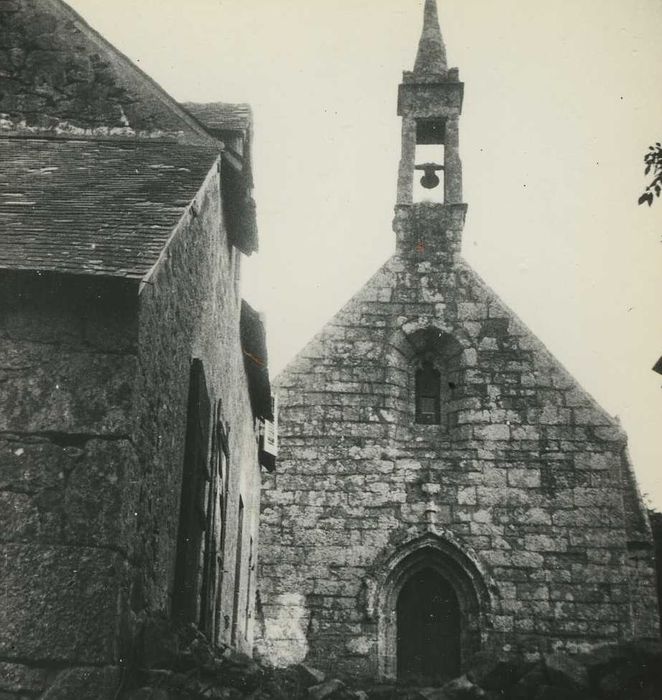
[639,143,662,206]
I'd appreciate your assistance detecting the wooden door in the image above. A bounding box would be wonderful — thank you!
[396,567,461,684]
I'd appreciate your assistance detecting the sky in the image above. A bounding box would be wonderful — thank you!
[66,0,662,507]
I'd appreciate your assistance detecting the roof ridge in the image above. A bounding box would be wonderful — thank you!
[47,0,219,146]
[0,133,199,145]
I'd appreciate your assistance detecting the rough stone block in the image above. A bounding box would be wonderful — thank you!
[507,469,541,489]
[524,535,567,553]
[0,544,124,663]
[0,436,138,551]
[0,349,137,434]
[474,424,510,441]
[0,436,80,492]
[0,662,48,694]
[0,492,39,542]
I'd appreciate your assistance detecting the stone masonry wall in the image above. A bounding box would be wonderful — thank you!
[257,203,659,681]
[0,0,210,142]
[134,164,263,656]
[0,168,264,698]
[0,272,140,696]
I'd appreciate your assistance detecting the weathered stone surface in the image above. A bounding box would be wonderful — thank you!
[0,434,140,551]
[0,544,125,663]
[63,438,140,549]
[0,491,38,541]
[543,652,589,692]
[139,615,181,670]
[0,0,209,141]
[40,666,121,700]
[466,651,523,691]
[0,328,137,433]
[134,171,264,655]
[0,662,48,694]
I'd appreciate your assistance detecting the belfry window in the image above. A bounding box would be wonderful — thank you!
[415,361,441,424]
[414,119,445,203]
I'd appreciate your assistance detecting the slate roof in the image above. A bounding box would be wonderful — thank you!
[182,103,252,136]
[0,138,220,279]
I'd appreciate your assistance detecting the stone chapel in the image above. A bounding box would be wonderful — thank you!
[256,0,660,684]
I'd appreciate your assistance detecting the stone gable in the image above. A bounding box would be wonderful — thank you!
[258,230,658,678]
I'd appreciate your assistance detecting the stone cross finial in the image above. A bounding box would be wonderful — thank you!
[414,0,447,74]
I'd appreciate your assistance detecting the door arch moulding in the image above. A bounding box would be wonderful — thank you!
[364,531,495,680]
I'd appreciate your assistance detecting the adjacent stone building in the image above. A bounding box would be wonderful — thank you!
[257,0,659,684]
[0,1,273,697]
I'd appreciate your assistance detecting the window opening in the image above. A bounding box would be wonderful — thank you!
[416,361,441,424]
[231,496,245,645]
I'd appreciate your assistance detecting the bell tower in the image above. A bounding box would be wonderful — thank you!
[394,0,467,258]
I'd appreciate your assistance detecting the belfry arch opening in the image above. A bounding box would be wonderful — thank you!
[375,535,491,681]
[413,118,446,204]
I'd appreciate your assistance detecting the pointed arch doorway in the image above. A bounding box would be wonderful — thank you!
[396,567,461,683]
[374,534,492,681]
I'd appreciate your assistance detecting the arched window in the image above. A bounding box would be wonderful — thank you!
[415,361,441,424]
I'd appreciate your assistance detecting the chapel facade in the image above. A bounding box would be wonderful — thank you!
[256,0,659,683]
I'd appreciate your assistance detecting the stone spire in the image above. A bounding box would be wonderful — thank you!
[413,0,447,75]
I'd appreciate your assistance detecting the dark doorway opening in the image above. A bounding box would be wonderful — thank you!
[172,360,211,625]
[396,567,461,684]
[231,496,245,645]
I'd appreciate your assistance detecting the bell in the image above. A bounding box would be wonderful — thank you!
[414,162,444,190]
[420,170,440,189]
